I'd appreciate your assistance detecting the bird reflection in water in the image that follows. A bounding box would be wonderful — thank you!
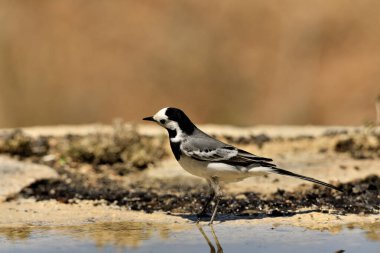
[197,224,223,253]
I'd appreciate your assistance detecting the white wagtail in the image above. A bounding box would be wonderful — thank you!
[143,107,341,224]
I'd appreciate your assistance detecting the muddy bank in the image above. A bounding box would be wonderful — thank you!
[0,124,379,225]
[20,175,379,216]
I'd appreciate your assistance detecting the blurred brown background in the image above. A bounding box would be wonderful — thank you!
[0,0,379,128]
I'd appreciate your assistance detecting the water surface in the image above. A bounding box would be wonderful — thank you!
[0,221,379,253]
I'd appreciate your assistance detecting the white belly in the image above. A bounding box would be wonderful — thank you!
[177,155,248,182]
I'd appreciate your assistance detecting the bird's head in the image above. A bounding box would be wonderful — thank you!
[143,107,195,135]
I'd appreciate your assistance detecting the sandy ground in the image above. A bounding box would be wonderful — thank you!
[0,198,379,232]
[0,124,379,231]
[0,156,58,202]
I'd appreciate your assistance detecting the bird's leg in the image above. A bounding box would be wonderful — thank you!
[197,192,215,218]
[197,180,214,221]
[196,223,216,253]
[208,177,221,225]
[210,224,223,253]
[209,198,220,225]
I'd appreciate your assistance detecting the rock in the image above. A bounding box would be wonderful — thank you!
[0,156,58,202]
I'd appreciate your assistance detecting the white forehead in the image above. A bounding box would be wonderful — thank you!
[153,107,168,120]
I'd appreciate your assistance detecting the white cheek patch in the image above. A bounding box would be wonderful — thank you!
[166,121,177,130]
[169,121,184,142]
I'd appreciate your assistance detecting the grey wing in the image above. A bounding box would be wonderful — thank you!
[181,134,276,167]
[182,132,341,191]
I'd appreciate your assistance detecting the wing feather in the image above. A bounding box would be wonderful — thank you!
[181,135,275,167]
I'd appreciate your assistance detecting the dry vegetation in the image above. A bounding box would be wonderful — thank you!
[0,1,379,127]
[0,123,166,176]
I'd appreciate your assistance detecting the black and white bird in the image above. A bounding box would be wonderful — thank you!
[143,107,341,224]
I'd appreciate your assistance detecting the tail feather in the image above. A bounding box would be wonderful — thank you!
[270,167,342,192]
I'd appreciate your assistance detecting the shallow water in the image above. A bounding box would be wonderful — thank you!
[0,221,379,253]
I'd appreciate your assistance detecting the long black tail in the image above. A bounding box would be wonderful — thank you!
[270,167,342,192]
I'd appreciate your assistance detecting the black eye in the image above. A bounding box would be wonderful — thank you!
[160,119,166,124]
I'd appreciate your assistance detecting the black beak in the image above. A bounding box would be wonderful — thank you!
[143,116,155,122]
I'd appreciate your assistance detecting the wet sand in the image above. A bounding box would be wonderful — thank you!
[0,198,379,233]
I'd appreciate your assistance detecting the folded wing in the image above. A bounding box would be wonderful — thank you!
[181,136,275,167]
[181,134,341,192]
